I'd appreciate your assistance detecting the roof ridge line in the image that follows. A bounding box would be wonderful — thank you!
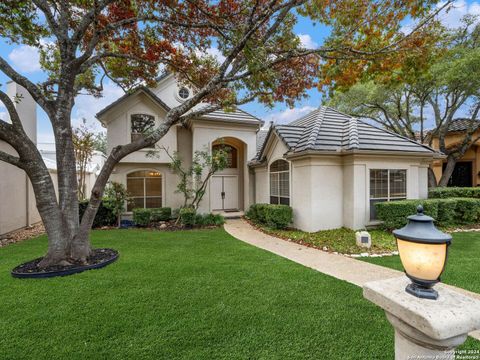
[347,116,359,149]
[306,106,326,147]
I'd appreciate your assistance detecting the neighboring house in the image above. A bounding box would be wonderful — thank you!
[38,142,106,197]
[0,82,41,235]
[98,74,439,232]
[430,119,480,187]
[0,82,105,236]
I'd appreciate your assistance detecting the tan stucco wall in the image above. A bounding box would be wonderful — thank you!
[431,132,480,185]
[104,92,177,163]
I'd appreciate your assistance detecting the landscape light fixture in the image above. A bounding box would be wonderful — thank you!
[393,205,451,300]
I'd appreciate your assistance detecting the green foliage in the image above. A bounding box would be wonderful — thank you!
[160,145,229,209]
[151,207,172,222]
[103,182,130,227]
[375,198,480,229]
[429,187,480,199]
[78,201,116,228]
[179,207,196,227]
[132,209,151,227]
[247,204,293,230]
[195,213,225,226]
[133,207,172,226]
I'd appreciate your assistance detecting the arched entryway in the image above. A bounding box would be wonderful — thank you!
[210,137,246,212]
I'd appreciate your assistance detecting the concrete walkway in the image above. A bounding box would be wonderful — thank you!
[224,218,480,340]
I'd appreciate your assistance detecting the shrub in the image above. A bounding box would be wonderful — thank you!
[247,203,293,229]
[455,198,480,224]
[151,207,172,222]
[193,213,225,226]
[429,187,480,199]
[375,199,439,230]
[179,207,196,227]
[375,197,480,229]
[133,208,151,227]
[79,201,116,228]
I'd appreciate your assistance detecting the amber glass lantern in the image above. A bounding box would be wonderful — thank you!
[393,205,452,300]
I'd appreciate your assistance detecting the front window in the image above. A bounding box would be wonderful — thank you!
[127,170,162,211]
[270,160,290,205]
[370,169,407,220]
[212,144,237,168]
[131,114,155,147]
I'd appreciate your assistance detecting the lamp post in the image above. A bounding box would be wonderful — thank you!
[393,205,451,300]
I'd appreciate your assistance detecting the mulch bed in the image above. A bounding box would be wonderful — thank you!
[0,223,45,248]
[11,248,119,279]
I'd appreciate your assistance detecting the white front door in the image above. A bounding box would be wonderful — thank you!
[211,175,238,210]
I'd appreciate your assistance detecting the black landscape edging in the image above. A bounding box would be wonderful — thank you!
[11,249,119,279]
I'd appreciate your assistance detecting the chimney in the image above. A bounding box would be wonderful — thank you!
[6,81,37,144]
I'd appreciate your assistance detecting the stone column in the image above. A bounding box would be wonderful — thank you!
[363,276,480,360]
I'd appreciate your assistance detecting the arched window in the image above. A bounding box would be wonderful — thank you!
[212,144,238,168]
[131,114,155,147]
[126,170,162,211]
[270,160,290,205]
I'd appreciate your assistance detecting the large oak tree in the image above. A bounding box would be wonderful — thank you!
[327,15,480,187]
[0,0,445,267]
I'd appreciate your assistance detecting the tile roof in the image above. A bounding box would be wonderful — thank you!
[197,107,262,125]
[256,106,437,160]
[447,118,480,132]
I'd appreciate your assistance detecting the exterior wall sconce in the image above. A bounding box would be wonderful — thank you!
[393,205,452,300]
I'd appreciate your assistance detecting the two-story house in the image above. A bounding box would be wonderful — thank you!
[97,73,440,232]
[97,73,260,216]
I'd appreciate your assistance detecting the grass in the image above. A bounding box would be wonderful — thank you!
[0,228,478,359]
[257,225,396,254]
[362,231,480,295]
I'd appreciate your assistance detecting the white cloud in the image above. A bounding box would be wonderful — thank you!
[436,0,480,28]
[8,45,41,73]
[72,81,124,131]
[206,47,226,63]
[298,34,318,49]
[263,105,316,127]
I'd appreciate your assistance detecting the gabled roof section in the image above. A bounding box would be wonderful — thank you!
[96,86,171,121]
[255,106,438,161]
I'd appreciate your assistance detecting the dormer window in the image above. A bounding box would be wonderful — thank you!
[178,87,190,100]
[131,114,155,147]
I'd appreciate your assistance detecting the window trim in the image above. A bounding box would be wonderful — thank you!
[369,168,407,221]
[269,159,290,206]
[126,169,163,211]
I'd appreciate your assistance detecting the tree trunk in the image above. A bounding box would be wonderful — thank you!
[438,155,457,187]
[428,167,437,188]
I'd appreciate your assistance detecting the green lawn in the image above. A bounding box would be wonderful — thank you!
[362,232,480,295]
[0,228,478,359]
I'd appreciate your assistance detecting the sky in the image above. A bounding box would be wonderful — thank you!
[0,0,479,143]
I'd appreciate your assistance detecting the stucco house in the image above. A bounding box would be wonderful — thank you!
[430,119,480,187]
[97,73,439,232]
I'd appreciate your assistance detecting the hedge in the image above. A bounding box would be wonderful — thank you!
[179,207,196,227]
[133,207,172,227]
[247,203,293,229]
[79,201,116,228]
[429,187,480,199]
[375,198,480,229]
[195,213,225,226]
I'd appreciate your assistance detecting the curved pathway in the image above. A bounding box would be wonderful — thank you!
[224,218,480,340]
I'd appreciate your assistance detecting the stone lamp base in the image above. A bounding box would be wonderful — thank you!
[363,276,480,360]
